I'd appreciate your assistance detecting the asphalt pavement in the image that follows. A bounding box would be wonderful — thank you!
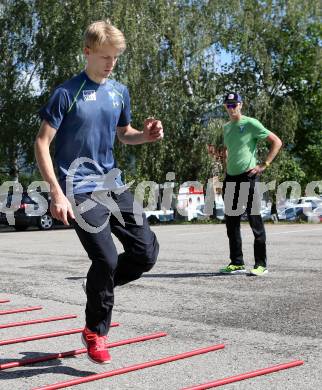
[0,222,321,389]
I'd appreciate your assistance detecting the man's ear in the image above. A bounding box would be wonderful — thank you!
[84,46,90,57]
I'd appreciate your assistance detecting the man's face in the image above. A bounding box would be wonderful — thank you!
[224,102,242,120]
[84,43,120,80]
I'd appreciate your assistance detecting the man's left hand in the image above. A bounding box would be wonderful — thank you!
[248,164,265,176]
[143,117,164,142]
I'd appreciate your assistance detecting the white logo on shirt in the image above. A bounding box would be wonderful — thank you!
[108,91,119,108]
[83,90,96,101]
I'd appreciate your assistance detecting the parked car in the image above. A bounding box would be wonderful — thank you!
[296,197,322,210]
[278,205,309,221]
[214,206,225,221]
[305,206,322,223]
[0,192,61,231]
[145,209,174,224]
[239,207,272,222]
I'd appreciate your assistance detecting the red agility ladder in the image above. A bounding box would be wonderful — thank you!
[0,314,77,329]
[181,360,304,389]
[0,306,42,315]
[32,343,225,390]
[0,323,119,346]
[0,332,167,370]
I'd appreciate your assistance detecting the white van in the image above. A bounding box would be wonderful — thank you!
[177,184,205,221]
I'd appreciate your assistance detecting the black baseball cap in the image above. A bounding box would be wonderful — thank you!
[224,92,242,104]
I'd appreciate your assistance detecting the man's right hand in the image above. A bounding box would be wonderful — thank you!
[50,192,75,226]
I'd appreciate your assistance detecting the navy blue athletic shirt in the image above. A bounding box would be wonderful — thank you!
[39,71,131,194]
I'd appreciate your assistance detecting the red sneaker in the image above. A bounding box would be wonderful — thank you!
[81,327,111,364]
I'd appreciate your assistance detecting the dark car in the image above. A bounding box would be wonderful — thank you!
[0,192,62,231]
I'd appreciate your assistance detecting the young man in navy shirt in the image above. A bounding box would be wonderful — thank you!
[35,20,163,364]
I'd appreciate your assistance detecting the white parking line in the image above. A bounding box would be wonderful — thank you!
[153,226,220,234]
[268,228,322,235]
[170,226,322,237]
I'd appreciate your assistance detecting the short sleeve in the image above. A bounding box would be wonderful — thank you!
[39,87,69,130]
[250,118,271,140]
[117,87,131,127]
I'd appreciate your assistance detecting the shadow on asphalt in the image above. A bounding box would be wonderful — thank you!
[142,272,246,278]
[0,226,72,233]
[0,351,95,380]
[65,273,254,280]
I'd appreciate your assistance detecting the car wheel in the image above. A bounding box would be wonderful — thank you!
[147,215,159,225]
[14,225,28,231]
[38,214,54,230]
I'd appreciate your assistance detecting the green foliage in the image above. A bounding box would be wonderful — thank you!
[261,150,306,186]
[0,0,39,179]
[0,0,320,190]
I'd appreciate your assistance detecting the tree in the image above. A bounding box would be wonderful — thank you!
[0,0,39,181]
[0,0,320,192]
[108,0,221,185]
[211,0,321,186]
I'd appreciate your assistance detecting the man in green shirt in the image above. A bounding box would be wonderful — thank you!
[219,93,282,276]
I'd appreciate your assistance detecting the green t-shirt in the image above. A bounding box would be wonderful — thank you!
[223,115,271,176]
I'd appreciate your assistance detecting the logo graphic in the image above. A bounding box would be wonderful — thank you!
[239,126,245,133]
[66,158,134,233]
[83,90,96,101]
[228,93,235,100]
[108,91,119,108]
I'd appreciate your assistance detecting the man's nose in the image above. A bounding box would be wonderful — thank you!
[107,58,115,66]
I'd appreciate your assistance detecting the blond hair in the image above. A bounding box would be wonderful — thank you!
[84,20,126,53]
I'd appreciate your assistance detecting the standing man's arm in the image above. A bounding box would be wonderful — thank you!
[248,132,282,176]
[224,146,228,172]
[35,120,75,225]
[263,132,283,165]
[117,117,163,145]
